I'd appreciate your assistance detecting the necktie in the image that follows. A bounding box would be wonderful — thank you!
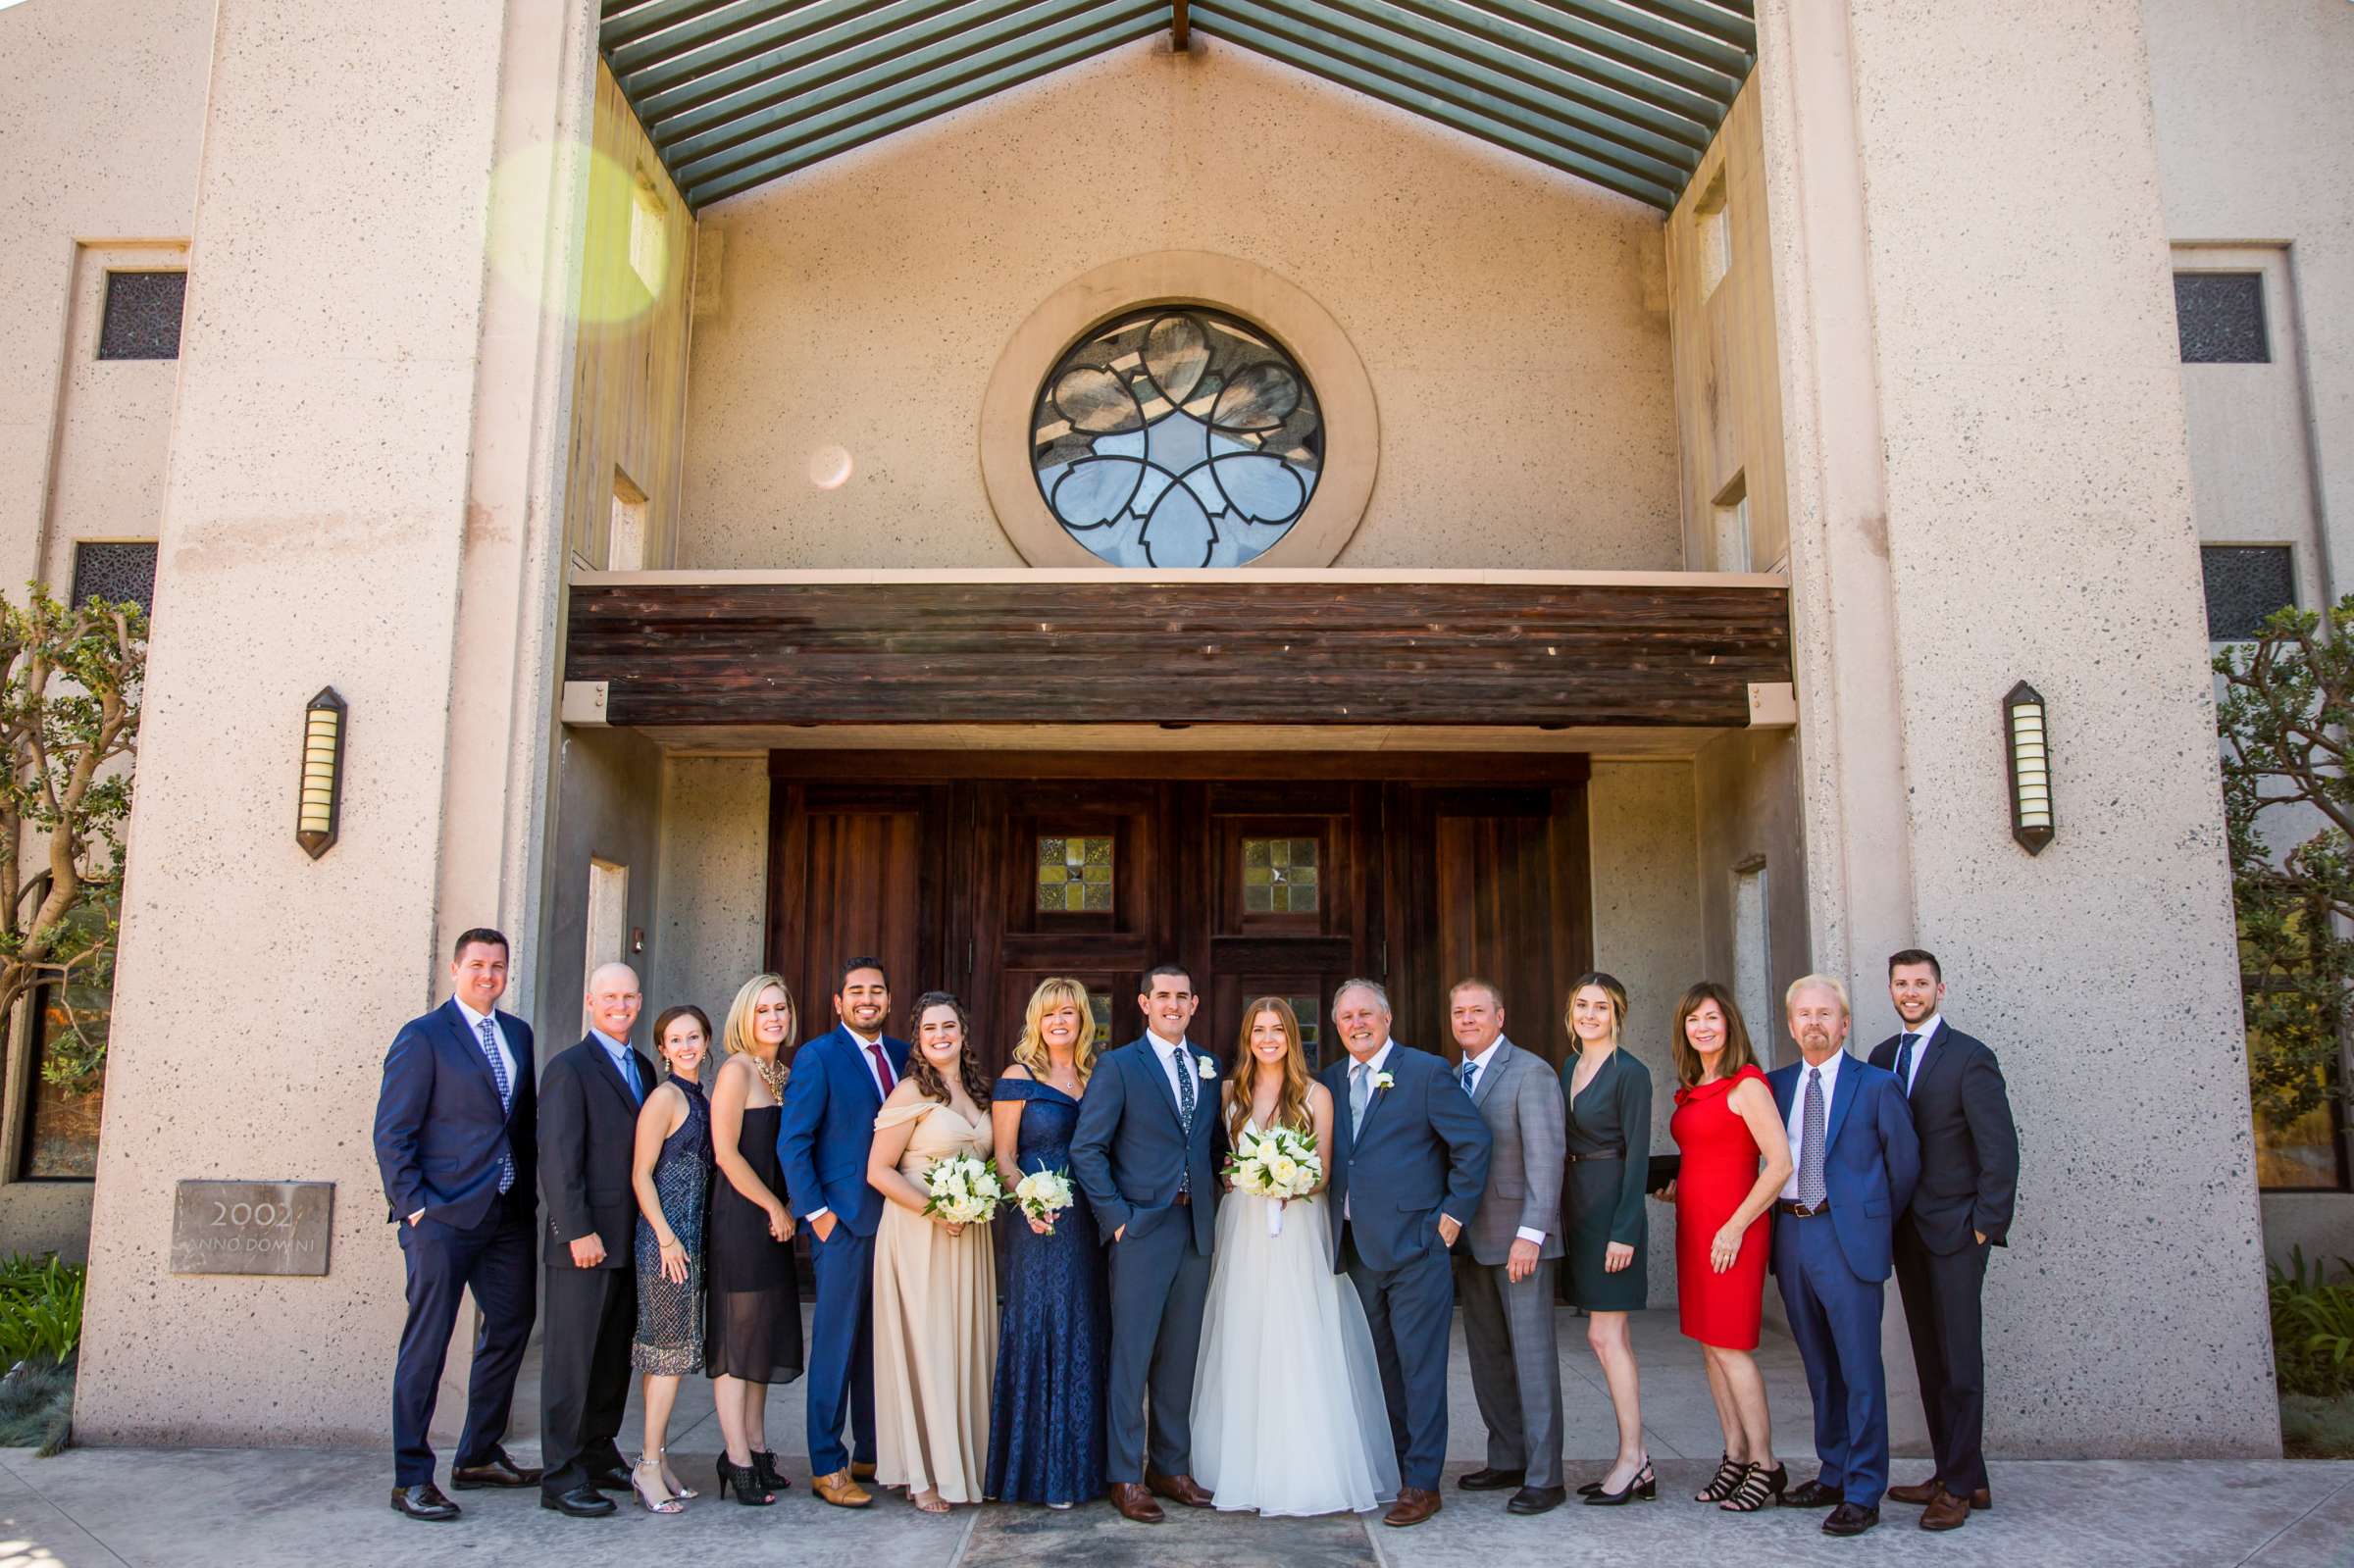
[1896,1033,1920,1095]
[1172,1045,1197,1194]
[617,1047,642,1104]
[1350,1061,1370,1138]
[1460,1059,1479,1096]
[866,1039,896,1095]
[476,1017,515,1194]
[1799,1067,1826,1209]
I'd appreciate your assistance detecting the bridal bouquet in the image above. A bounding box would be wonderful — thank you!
[1013,1166,1076,1233]
[1224,1125,1322,1237]
[922,1152,1004,1226]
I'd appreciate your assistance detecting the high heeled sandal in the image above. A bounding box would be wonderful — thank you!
[715,1455,777,1506]
[630,1456,684,1514]
[650,1445,697,1500]
[1719,1461,1787,1512]
[1581,1459,1657,1506]
[911,1488,950,1514]
[1696,1452,1748,1503]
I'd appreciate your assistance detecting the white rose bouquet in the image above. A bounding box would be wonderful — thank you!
[1012,1165,1076,1234]
[1223,1124,1322,1237]
[921,1152,1005,1227]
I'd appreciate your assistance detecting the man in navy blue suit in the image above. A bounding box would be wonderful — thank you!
[373,928,539,1523]
[777,956,909,1510]
[1768,973,1921,1539]
[1069,962,1224,1525]
[1319,978,1491,1530]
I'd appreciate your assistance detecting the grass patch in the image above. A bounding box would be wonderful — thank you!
[0,1359,72,1456]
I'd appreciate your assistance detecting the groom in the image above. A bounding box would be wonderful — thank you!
[1069,962,1223,1524]
[1321,978,1492,1528]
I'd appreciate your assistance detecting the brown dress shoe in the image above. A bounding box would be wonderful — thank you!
[1963,1486,1992,1509]
[1920,1489,1971,1531]
[810,1470,873,1509]
[851,1460,878,1482]
[1108,1482,1165,1523]
[1147,1471,1214,1508]
[1384,1487,1442,1528]
[1886,1476,1942,1506]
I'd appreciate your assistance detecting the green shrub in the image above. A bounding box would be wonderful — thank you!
[2271,1246,2354,1398]
[0,1252,85,1368]
[0,1359,72,1455]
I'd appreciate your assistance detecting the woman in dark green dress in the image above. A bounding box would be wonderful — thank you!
[1559,972,1653,1506]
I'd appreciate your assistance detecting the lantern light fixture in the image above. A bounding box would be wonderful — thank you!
[297,686,347,859]
[2003,682,2053,855]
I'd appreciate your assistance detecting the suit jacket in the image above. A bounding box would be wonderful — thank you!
[1868,1022,2019,1252]
[776,1024,912,1237]
[1767,1054,1920,1284]
[537,1034,655,1268]
[1068,1036,1224,1255]
[1460,1038,1566,1266]
[1320,1041,1493,1274]
[373,998,536,1231]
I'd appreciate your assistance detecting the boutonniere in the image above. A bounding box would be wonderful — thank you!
[1372,1071,1395,1091]
[1197,1055,1217,1080]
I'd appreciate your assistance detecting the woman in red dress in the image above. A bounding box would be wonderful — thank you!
[1664,982,1795,1513]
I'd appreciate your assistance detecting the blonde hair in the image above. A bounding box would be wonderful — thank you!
[1563,971,1628,1053]
[1011,976,1099,1087]
[1226,997,1314,1146]
[1784,973,1850,1018]
[723,972,797,1066]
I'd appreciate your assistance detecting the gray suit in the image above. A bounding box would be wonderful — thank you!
[1454,1037,1568,1489]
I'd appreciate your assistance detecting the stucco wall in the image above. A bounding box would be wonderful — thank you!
[651,756,770,1024]
[679,38,1680,574]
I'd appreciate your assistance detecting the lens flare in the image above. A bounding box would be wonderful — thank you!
[809,445,854,489]
[486,141,670,328]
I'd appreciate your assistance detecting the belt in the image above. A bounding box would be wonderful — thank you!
[1778,1199,1831,1218]
[1567,1145,1627,1164]
[1172,1190,1191,1207]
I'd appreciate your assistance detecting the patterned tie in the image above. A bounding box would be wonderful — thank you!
[476,1017,515,1194]
[1350,1061,1371,1138]
[1799,1067,1827,1209]
[1896,1033,1920,1095]
[1172,1044,1197,1195]
[1460,1059,1479,1096]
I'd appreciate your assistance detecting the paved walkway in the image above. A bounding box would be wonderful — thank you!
[4,1312,2345,1567]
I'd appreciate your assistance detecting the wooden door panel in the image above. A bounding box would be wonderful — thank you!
[766,783,941,1046]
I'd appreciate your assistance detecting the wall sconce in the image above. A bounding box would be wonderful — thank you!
[2003,682,2053,855]
[297,686,347,859]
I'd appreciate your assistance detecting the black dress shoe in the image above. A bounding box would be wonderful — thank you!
[1822,1501,1880,1536]
[1458,1467,1526,1492]
[586,1465,633,1491]
[1784,1478,1844,1509]
[1507,1485,1567,1515]
[389,1482,461,1522]
[451,1447,540,1490]
[540,1484,617,1517]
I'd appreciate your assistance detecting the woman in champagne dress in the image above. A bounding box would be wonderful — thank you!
[867,990,998,1512]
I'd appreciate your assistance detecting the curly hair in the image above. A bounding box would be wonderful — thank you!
[906,990,992,1109]
[1011,976,1098,1087]
[1225,996,1314,1146]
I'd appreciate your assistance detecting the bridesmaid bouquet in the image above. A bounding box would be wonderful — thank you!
[921,1153,1005,1226]
[1012,1166,1076,1233]
[1223,1126,1322,1237]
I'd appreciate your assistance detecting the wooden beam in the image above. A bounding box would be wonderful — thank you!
[765,749,1596,783]
[1173,0,1191,50]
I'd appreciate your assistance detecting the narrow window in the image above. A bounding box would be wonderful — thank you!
[2175,273,2269,364]
[2201,544,2294,640]
[584,859,629,1035]
[1694,171,1732,297]
[628,177,667,297]
[1733,860,1771,1067]
[609,468,648,573]
[97,271,186,361]
[70,541,159,615]
[1712,473,1751,574]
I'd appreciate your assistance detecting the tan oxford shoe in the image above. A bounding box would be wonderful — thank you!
[850,1460,877,1482]
[811,1469,873,1509]
[1107,1482,1164,1523]
[1384,1487,1442,1527]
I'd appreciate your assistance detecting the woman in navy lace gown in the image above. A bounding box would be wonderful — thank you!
[986,977,1108,1507]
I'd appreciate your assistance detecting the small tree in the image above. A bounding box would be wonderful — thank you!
[2216,597,2354,1130]
[0,586,145,1093]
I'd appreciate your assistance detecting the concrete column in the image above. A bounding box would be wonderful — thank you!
[76,0,594,1446]
[1759,0,2277,1456]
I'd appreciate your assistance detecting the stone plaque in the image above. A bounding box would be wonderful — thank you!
[171,1181,333,1276]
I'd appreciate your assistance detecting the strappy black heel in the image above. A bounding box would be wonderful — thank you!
[1695,1453,1748,1503]
[1582,1458,1656,1505]
[1720,1461,1787,1512]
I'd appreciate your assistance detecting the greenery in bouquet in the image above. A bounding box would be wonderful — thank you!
[921,1152,1004,1225]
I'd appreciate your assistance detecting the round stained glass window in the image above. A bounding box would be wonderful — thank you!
[1031,308,1324,569]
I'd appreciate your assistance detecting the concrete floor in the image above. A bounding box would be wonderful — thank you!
[3,1310,2347,1567]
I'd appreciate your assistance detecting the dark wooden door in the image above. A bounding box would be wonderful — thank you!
[765,781,949,1043]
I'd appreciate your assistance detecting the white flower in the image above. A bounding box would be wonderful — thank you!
[1372,1071,1395,1090]
[1269,1155,1300,1189]
[1198,1055,1216,1080]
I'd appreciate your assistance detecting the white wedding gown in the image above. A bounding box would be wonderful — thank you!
[1191,1125,1401,1516]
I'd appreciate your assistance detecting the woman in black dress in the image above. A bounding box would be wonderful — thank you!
[1559,971,1654,1506]
[628,1004,713,1513]
[706,972,806,1505]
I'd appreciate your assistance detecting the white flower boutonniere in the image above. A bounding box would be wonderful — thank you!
[1198,1055,1217,1080]
[1372,1071,1395,1091]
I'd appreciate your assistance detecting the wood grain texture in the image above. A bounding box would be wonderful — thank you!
[568,579,1790,728]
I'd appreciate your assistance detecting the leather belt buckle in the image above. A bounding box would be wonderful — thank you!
[1779,1199,1830,1218]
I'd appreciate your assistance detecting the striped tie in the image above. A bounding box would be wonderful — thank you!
[477,1017,515,1194]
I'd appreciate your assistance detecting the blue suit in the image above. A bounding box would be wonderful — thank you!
[1319,1042,1492,1492]
[776,1024,909,1477]
[373,999,537,1488]
[1768,1053,1921,1508]
[1069,1036,1223,1482]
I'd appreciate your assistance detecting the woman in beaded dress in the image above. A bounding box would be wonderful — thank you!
[628,1004,715,1513]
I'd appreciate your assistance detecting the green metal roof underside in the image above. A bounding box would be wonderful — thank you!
[601,0,1754,211]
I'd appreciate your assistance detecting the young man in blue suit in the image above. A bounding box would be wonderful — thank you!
[776,956,909,1509]
[1319,978,1491,1529]
[373,928,539,1522]
[1069,962,1224,1524]
[1768,974,1921,1539]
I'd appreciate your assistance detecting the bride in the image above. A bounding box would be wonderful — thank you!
[1192,997,1400,1516]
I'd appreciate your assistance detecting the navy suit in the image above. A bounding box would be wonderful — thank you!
[1869,1021,2018,1496]
[1768,1054,1920,1508]
[776,1023,909,1477]
[1069,1036,1223,1483]
[1320,1042,1492,1492]
[373,999,537,1488]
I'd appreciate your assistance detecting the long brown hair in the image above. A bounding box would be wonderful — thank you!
[1563,970,1628,1054]
[1226,996,1314,1144]
[1670,981,1759,1087]
[1011,976,1099,1088]
[906,990,992,1109]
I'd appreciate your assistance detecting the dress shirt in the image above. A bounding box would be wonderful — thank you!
[453,998,517,1097]
[1778,1048,1847,1201]
[590,1028,641,1098]
[1343,1040,1396,1220]
[1147,1028,1202,1102]
[805,1028,896,1227]
[1461,1037,1547,1246]
[1896,1014,1943,1095]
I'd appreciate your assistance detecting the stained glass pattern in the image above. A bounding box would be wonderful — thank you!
[1032,308,1323,568]
[1290,996,1323,1070]
[1242,837,1319,914]
[1038,835,1114,912]
[1089,991,1114,1046]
